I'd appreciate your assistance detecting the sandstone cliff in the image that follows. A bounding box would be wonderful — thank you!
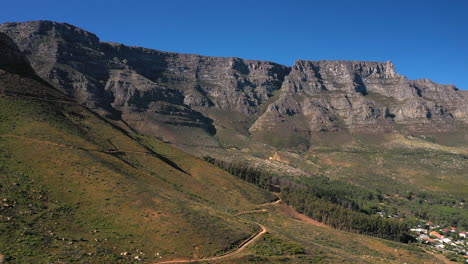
[250,60,468,139]
[1,21,466,147]
[0,32,35,77]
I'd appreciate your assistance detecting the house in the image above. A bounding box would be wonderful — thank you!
[451,227,457,232]
[430,231,444,239]
[442,228,450,233]
[459,232,466,238]
[418,234,429,240]
[418,234,435,243]
[442,238,452,244]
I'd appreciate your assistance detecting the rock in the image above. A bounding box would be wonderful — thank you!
[250,60,467,139]
[0,32,36,77]
[1,20,466,149]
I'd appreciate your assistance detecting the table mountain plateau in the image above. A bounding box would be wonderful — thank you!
[1,21,467,264]
[1,20,466,149]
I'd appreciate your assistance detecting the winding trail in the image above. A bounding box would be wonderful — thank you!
[155,224,267,264]
[259,196,282,207]
[154,197,283,263]
[0,133,321,263]
[235,195,282,216]
[0,133,277,263]
[236,196,326,227]
[153,194,329,263]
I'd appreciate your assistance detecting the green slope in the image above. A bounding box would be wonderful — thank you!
[0,70,449,264]
[0,65,276,263]
[0,33,454,264]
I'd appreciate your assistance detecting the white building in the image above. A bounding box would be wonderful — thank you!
[410,228,428,233]
[442,238,452,244]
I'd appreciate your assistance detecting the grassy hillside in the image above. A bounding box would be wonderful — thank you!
[231,203,440,264]
[0,68,276,263]
[193,129,468,231]
[0,56,454,263]
[313,133,468,194]
[188,129,467,196]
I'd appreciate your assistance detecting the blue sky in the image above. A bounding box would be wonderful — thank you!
[2,0,467,89]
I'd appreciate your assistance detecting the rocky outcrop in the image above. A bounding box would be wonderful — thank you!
[0,21,111,107]
[0,32,68,100]
[0,21,217,136]
[101,42,291,115]
[250,60,467,139]
[0,32,35,77]
[1,21,466,148]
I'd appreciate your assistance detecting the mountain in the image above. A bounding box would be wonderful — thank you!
[0,31,275,263]
[1,20,466,150]
[0,21,466,263]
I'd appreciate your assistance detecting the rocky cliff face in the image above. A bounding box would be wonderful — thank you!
[1,21,467,147]
[0,21,218,136]
[0,32,35,77]
[250,60,468,139]
[0,31,68,100]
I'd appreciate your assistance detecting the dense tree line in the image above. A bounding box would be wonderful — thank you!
[204,156,465,235]
[204,156,413,242]
[203,156,273,190]
[299,176,382,214]
[281,187,413,242]
[385,197,468,229]
[204,156,382,213]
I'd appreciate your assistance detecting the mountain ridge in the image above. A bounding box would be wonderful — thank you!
[0,20,466,264]
[3,20,464,88]
[0,31,279,262]
[1,20,466,149]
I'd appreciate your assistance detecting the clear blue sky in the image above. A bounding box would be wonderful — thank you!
[2,0,467,89]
